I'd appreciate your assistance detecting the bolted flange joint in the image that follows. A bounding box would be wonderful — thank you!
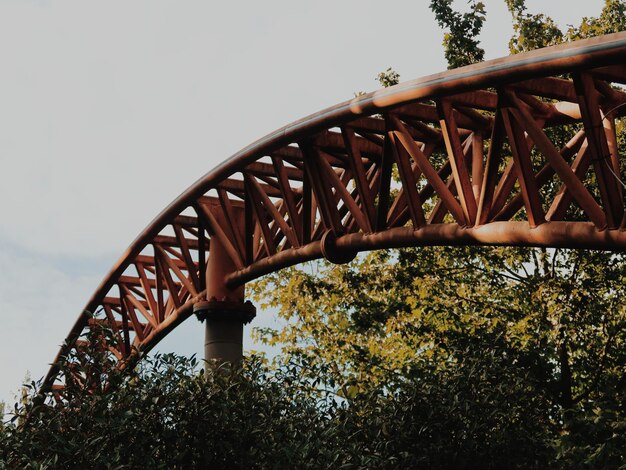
[193,298,256,324]
[321,230,358,265]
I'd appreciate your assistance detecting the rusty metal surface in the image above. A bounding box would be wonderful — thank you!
[45,32,626,391]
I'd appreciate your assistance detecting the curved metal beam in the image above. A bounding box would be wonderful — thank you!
[45,32,626,390]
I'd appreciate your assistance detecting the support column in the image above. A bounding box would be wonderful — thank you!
[193,232,255,365]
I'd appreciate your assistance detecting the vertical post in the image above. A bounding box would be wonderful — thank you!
[193,207,255,366]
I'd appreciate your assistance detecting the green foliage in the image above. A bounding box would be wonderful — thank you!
[505,0,626,54]
[432,0,625,62]
[9,262,625,469]
[344,342,557,468]
[569,0,626,40]
[0,353,337,469]
[0,349,559,469]
[4,4,626,469]
[251,247,626,467]
[555,402,626,468]
[429,0,486,68]
[505,0,564,53]
[252,247,626,406]
[376,67,400,88]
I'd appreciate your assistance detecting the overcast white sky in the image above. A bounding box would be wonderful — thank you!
[0,0,606,405]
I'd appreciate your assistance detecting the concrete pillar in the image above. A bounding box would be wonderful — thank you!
[193,233,255,366]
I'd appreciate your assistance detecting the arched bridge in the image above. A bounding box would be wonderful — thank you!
[46,32,626,391]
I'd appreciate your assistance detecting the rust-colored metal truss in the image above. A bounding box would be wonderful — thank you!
[45,33,626,392]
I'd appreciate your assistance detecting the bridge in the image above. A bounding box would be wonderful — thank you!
[45,32,626,392]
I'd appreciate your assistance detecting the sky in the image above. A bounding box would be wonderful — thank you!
[0,0,607,405]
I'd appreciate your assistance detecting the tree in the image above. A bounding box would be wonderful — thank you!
[251,1,626,466]
[569,0,626,40]
[0,327,558,469]
[252,247,626,406]
[375,67,400,88]
[504,0,563,53]
[4,2,626,468]
[429,0,486,68]
[1,323,346,469]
